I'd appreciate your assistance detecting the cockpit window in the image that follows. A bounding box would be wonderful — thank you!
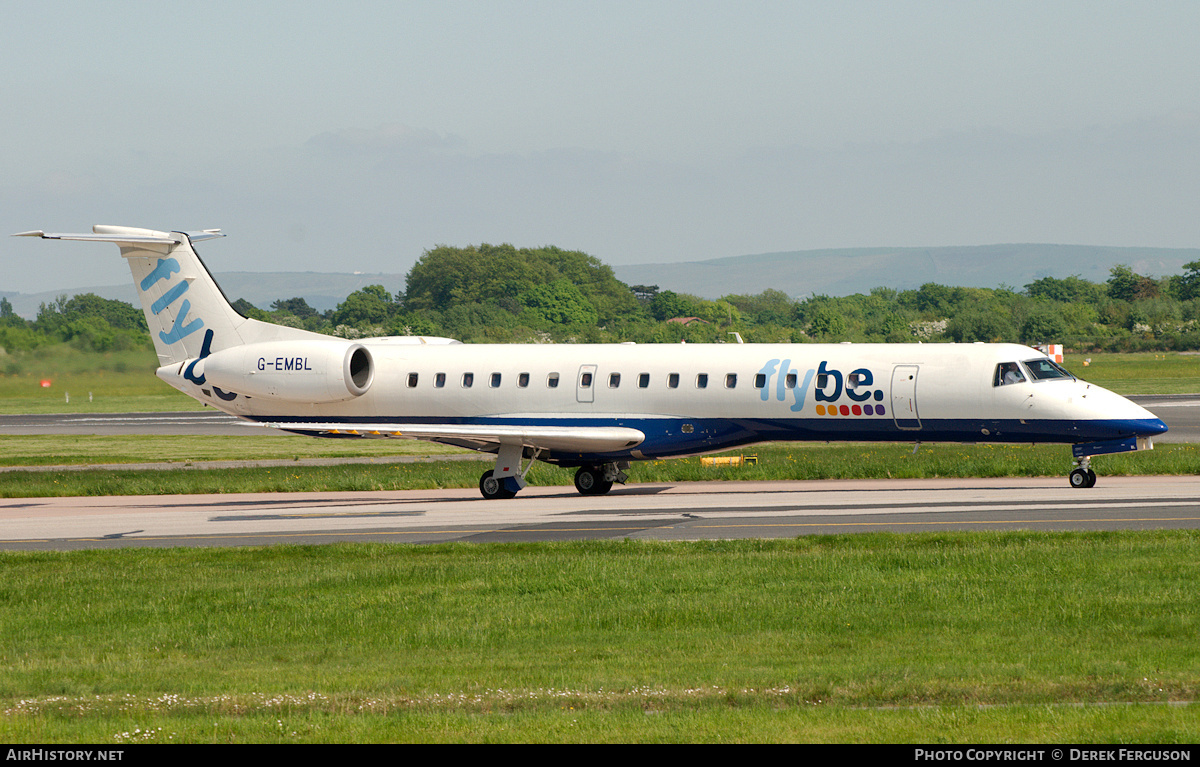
[1023,358,1074,381]
[995,362,1025,386]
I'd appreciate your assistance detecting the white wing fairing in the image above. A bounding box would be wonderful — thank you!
[17,226,1169,498]
[270,422,646,453]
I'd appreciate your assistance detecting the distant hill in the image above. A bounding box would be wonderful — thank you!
[613,244,1200,300]
[2,272,405,320]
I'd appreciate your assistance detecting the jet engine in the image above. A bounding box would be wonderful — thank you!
[198,340,374,403]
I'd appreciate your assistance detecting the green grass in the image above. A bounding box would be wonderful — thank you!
[1,535,1197,742]
[0,346,198,414]
[1064,351,1200,395]
[1,442,1194,498]
[0,434,472,467]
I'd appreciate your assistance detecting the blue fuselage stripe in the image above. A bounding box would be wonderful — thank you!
[249,414,1168,463]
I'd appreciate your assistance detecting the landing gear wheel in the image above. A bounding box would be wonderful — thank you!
[1069,468,1097,489]
[479,470,516,500]
[574,466,614,496]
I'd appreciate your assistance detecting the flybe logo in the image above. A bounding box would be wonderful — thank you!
[756,359,886,416]
[140,256,236,401]
[140,257,204,344]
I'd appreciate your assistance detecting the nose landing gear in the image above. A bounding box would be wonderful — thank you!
[1068,435,1157,489]
[1069,464,1097,488]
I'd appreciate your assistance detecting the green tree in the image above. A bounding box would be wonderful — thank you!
[271,297,320,320]
[1024,275,1104,304]
[914,283,955,316]
[648,290,700,321]
[721,289,794,326]
[1020,305,1068,343]
[231,298,272,322]
[518,280,598,328]
[1174,261,1200,301]
[1107,265,1159,302]
[807,306,847,339]
[946,308,1015,342]
[0,297,25,329]
[404,244,640,326]
[35,293,146,335]
[331,285,395,327]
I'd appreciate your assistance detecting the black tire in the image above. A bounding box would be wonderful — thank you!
[574,466,614,496]
[479,470,516,500]
[1069,468,1091,489]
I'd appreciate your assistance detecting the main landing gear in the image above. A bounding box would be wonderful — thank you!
[1069,456,1097,488]
[478,444,540,500]
[479,469,518,500]
[477,451,631,499]
[574,462,629,496]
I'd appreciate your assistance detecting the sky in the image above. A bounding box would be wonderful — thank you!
[4,1,1200,294]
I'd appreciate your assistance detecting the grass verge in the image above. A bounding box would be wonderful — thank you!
[1066,351,1200,395]
[0,534,1196,742]
[0,434,471,467]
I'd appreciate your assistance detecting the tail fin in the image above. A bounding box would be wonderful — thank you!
[14,225,323,365]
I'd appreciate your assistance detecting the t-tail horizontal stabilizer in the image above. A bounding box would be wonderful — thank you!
[13,225,325,367]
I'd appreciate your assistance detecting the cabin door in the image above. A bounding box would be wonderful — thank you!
[891,365,921,430]
[576,364,597,403]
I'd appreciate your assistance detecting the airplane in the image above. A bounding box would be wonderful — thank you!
[14,225,1168,498]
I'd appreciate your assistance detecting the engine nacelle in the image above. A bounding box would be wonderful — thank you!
[198,340,374,403]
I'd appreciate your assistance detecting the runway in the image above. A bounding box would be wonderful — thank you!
[3,476,1199,551]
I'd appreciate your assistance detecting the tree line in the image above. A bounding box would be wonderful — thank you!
[5,246,1200,354]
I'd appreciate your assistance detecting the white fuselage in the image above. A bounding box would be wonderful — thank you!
[176,339,1164,464]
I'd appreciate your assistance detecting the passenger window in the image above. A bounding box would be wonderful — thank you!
[490,372,501,388]
[609,373,621,388]
[785,373,797,389]
[547,373,560,388]
[668,373,680,389]
[726,373,737,389]
[434,373,446,388]
[638,373,650,388]
[407,373,418,388]
[817,374,828,388]
[462,373,474,388]
[755,373,767,388]
[518,372,530,388]
[696,373,708,389]
[580,372,593,388]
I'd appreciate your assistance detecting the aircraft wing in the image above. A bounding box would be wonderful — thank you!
[264,422,646,454]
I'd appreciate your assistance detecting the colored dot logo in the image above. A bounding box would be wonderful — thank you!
[815,404,885,416]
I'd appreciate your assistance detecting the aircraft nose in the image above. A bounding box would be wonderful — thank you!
[1143,417,1169,436]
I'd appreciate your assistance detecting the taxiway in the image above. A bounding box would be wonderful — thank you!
[3,476,1199,551]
